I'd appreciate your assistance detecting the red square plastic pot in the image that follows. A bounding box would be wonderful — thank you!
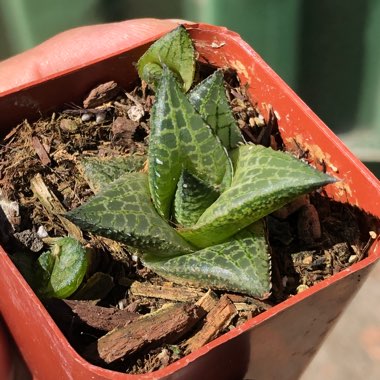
[0,23,379,380]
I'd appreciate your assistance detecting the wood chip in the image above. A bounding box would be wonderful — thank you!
[130,281,205,302]
[30,173,83,241]
[224,293,246,303]
[83,81,120,108]
[98,302,205,363]
[184,295,237,354]
[195,289,219,312]
[64,300,139,332]
[111,116,137,140]
[32,136,51,165]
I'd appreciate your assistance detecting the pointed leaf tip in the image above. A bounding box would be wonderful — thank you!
[137,25,195,92]
[142,220,271,298]
[189,70,245,150]
[66,172,194,257]
[180,144,336,248]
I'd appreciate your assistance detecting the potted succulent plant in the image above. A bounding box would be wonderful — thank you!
[0,21,379,380]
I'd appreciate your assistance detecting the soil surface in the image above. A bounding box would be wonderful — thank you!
[0,68,378,374]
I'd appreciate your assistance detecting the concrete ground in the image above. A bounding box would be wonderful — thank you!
[301,262,380,380]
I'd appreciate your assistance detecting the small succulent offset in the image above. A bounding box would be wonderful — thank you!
[12,237,88,299]
[67,26,336,299]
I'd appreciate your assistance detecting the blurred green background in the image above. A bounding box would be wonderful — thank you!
[1,0,379,176]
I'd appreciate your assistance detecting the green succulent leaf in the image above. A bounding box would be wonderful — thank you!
[137,25,195,92]
[142,220,271,298]
[148,67,232,220]
[36,237,88,299]
[174,169,219,227]
[66,172,194,257]
[180,144,337,248]
[80,155,146,193]
[189,70,245,150]
[139,62,165,88]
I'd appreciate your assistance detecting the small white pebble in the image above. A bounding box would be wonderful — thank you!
[95,112,106,123]
[127,105,144,122]
[348,255,358,264]
[36,225,48,238]
[81,113,92,122]
[155,158,163,165]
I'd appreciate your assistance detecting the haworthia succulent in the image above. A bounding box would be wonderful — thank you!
[142,220,271,298]
[137,25,195,92]
[65,26,339,299]
[66,172,194,257]
[189,70,245,150]
[148,67,232,220]
[80,155,146,193]
[174,170,219,227]
[180,144,337,248]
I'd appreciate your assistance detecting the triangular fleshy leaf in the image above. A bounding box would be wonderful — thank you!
[80,155,146,193]
[142,220,271,299]
[174,170,219,227]
[66,172,194,257]
[148,68,232,220]
[189,70,245,150]
[137,25,195,92]
[180,144,337,248]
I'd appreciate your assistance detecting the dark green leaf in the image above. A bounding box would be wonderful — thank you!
[80,155,146,193]
[189,70,245,149]
[180,144,337,247]
[149,68,232,220]
[174,170,219,227]
[66,172,194,257]
[137,25,195,92]
[142,220,271,298]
